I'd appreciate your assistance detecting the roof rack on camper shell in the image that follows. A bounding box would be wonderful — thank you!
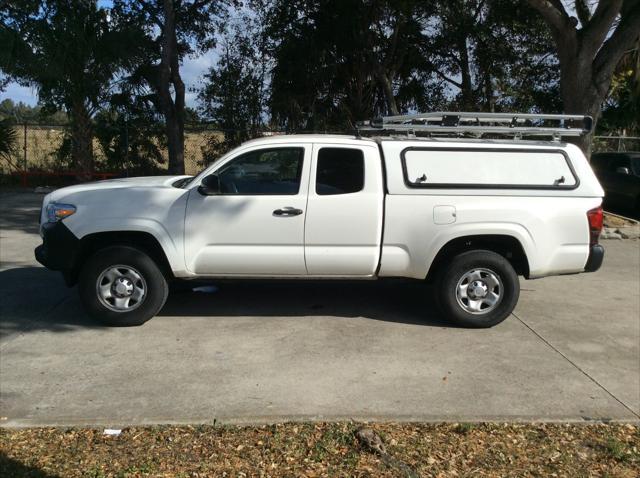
[357,112,593,140]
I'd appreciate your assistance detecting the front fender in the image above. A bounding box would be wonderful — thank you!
[70,218,182,269]
[55,186,190,275]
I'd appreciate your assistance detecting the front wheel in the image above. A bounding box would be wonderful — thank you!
[436,250,520,328]
[78,246,169,326]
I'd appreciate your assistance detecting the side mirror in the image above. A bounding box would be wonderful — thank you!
[615,166,631,175]
[198,174,221,195]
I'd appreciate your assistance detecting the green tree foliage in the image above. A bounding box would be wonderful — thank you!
[198,12,267,162]
[111,0,234,175]
[424,0,560,113]
[527,0,640,153]
[0,98,68,124]
[93,90,167,175]
[600,39,639,136]
[261,0,560,132]
[265,0,438,131]
[0,0,141,179]
[1,0,636,178]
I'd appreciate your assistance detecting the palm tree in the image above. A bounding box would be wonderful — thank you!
[0,119,17,162]
[1,1,141,180]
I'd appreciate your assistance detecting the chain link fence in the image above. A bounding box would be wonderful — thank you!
[1,124,67,173]
[592,136,640,153]
[0,123,223,179]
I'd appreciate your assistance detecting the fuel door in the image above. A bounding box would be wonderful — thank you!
[433,205,457,225]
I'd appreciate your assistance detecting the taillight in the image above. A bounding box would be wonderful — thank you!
[587,206,603,245]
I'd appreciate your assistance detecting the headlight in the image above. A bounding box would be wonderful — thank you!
[46,203,76,222]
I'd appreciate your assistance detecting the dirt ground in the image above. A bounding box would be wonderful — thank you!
[1,423,638,477]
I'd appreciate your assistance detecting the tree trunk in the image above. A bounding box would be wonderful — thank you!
[560,72,604,157]
[377,71,399,116]
[527,0,640,158]
[157,0,185,175]
[458,35,474,111]
[164,104,184,173]
[483,70,494,112]
[71,101,94,182]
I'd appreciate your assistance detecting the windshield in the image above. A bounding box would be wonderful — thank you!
[187,148,239,187]
[172,152,229,188]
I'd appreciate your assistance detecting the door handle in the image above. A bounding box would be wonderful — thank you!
[273,207,303,216]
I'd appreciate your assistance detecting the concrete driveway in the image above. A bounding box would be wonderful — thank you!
[1,191,638,426]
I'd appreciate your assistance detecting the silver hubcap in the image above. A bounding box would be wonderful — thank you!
[96,265,147,312]
[456,268,502,314]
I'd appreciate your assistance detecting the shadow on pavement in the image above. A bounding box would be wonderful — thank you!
[161,279,453,327]
[0,191,44,235]
[0,267,101,338]
[1,267,453,333]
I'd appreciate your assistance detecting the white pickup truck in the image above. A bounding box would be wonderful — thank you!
[35,113,605,328]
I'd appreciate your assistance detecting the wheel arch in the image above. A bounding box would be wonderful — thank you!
[68,231,174,286]
[425,234,530,282]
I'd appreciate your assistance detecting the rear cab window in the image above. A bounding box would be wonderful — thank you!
[315,147,365,195]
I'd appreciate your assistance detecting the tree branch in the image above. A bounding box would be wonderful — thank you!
[527,0,579,60]
[527,0,571,32]
[574,0,591,27]
[138,1,164,30]
[581,0,623,57]
[593,1,640,89]
[384,13,404,73]
[472,0,486,22]
[431,68,463,88]
[190,0,214,12]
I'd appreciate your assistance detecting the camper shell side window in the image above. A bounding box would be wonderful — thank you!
[400,147,579,190]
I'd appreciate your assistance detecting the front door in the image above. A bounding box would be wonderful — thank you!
[185,145,310,275]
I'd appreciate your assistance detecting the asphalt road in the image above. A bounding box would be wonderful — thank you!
[1,190,638,427]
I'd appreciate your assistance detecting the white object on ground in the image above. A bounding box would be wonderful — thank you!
[192,285,219,293]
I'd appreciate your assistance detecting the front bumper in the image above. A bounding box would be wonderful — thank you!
[35,221,80,281]
[584,244,604,272]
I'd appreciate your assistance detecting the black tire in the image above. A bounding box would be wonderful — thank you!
[78,246,169,326]
[436,250,519,328]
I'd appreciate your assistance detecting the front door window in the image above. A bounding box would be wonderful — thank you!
[217,148,304,195]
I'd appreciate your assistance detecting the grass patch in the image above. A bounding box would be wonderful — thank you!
[1,422,638,477]
[599,434,640,464]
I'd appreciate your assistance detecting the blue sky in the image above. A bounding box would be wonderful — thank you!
[1,83,38,106]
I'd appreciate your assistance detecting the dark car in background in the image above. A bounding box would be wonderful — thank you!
[591,152,640,216]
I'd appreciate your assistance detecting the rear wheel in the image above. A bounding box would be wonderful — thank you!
[436,250,519,328]
[78,246,168,326]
